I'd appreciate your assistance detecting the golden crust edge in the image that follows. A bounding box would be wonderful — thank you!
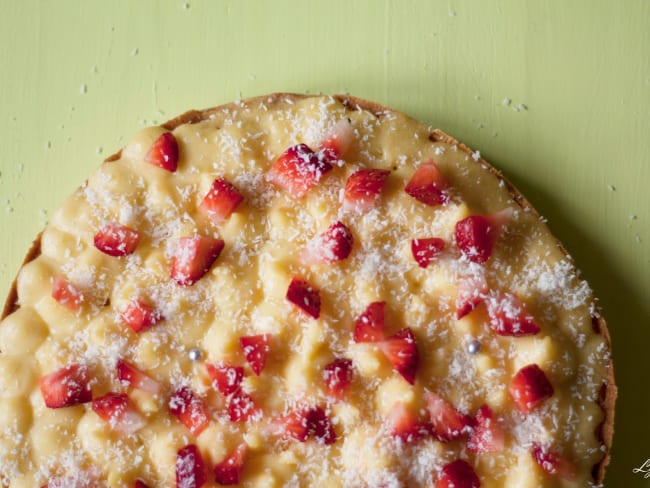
[1,92,615,485]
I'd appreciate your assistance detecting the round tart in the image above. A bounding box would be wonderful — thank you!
[0,94,615,487]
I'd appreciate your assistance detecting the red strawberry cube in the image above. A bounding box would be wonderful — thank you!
[146,132,179,172]
[92,392,146,434]
[342,168,390,214]
[531,442,577,480]
[175,444,207,488]
[239,334,272,376]
[94,222,141,257]
[171,236,225,286]
[227,389,261,422]
[121,299,163,333]
[467,404,505,453]
[300,221,354,265]
[206,362,244,396]
[378,328,419,385]
[485,292,540,336]
[404,160,449,206]
[214,443,247,485]
[353,301,386,343]
[425,391,473,442]
[39,363,92,408]
[411,237,445,268]
[386,401,429,443]
[323,358,354,400]
[169,386,210,436]
[286,277,321,319]
[117,359,161,394]
[267,144,333,198]
[509,364,554,413]
[198,177,244,223]
[436,459,481,488]
[51,276,83,310]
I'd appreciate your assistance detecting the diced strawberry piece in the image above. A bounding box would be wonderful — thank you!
[171,236,225,286]
[300,221,354,265]
[485,292,540,336]
[94,222,140,257]
[169,387,210,436]
[425,391,474,441]
[286,277,321,319]
[267,143,333,198]
[436,459,481,488]
[176,444,207,488]
[121,299,163,333]
[531,442,577,480]
[509,364,554,413]
[198,178,244,223]
[239,334,272,376]
[134,480,150,488]
[276,406,311,442]
[378,328,419,385]
[214,442,248,485]
[323,358,353,400]
[467,404,505,453]
[39,363,92,408]
[117,359,161,394]
[227,389,261,422]
[307,405,337,444]
[275,405,336,444]
[319,119,355,162]
[51,276,83,310]
[455,208,513,264]
[206,362,244,396]
[404,160,449,206]
[456,272,487,319]
[342,169,390,214]
[411,238,445,268]
[353,301,386,343]
[92,392,146,434]
[146,132,179,172]
[386,402,429,443]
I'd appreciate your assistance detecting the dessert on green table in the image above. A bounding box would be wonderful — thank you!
[0,94,615,487]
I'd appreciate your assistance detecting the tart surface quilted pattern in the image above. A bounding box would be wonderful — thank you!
[0,94,613,487]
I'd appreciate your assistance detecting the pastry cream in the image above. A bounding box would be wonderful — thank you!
[0,95,611,487]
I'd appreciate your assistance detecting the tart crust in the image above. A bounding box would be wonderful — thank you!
[1,93,616,485]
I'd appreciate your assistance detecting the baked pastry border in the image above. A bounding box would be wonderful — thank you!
[1,92,616,485]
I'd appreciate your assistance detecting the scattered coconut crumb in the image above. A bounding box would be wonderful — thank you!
[502,98,511,106]
[131,48,139,56]
[46,141,52,149]
[96,147,103,155]
[182,2,190,9]
[516,103,528,111]
[635,234,642,243]
[17,163,24,172]
[472,150,481,161]
[448,10,456,16]
[5,207,13,213]
[80,84,87,95]
[91,65,98,74]
[607,184,616,192]
[629,214,637,220]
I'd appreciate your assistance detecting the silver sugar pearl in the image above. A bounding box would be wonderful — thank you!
[467,340,481,355]
[188,348,202,361]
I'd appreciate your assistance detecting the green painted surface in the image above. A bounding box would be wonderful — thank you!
[0,0,648,484]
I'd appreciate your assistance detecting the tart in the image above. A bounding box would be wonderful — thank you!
[0,94,615,487]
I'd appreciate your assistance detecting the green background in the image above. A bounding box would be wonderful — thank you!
[1,1,648,485]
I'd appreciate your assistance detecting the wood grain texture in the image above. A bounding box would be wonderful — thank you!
[0,0,648,484]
